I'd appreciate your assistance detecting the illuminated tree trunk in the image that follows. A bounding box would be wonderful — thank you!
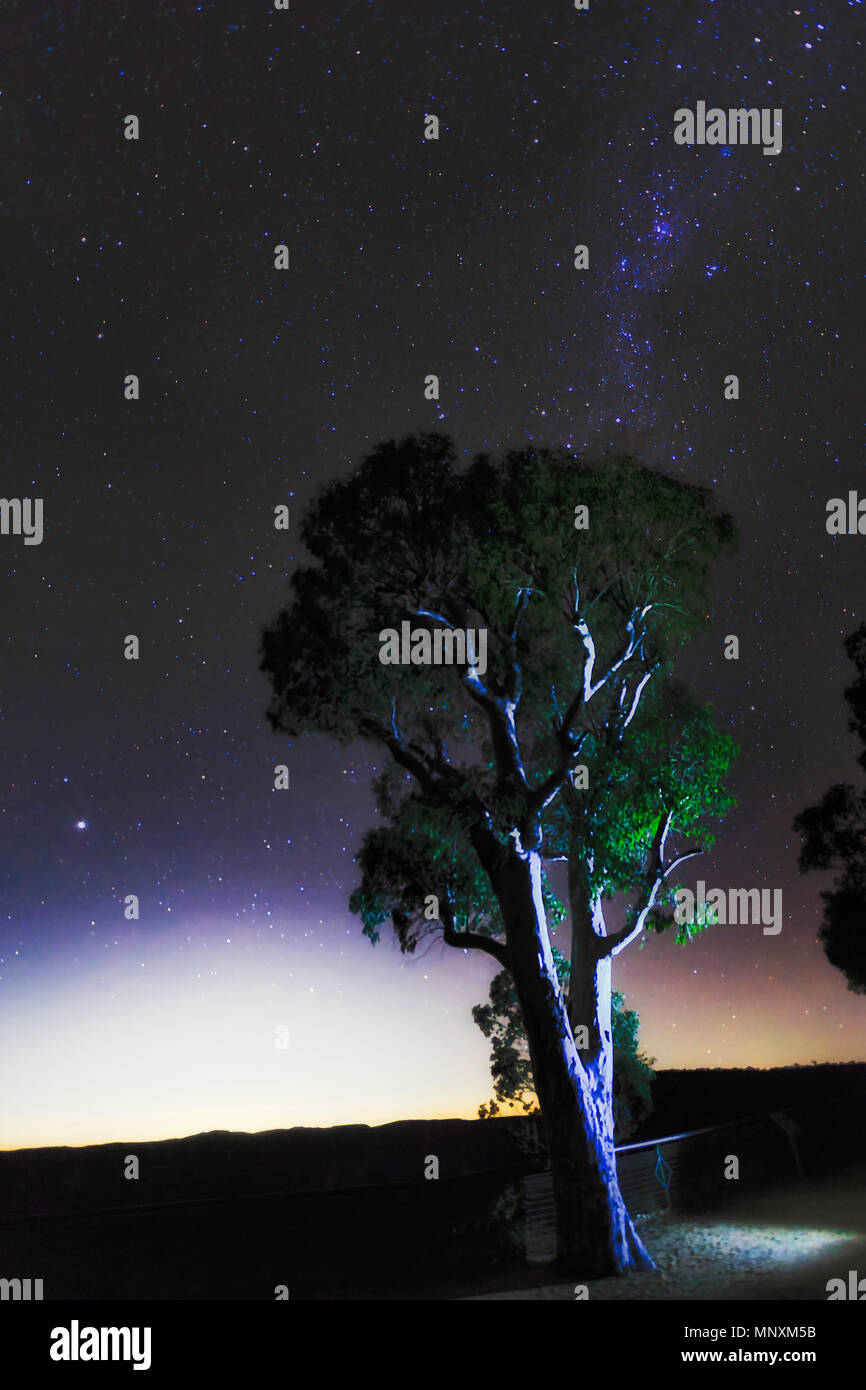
[498,844,654,1276]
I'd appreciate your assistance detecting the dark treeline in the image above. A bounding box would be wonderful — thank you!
[2,1064,864,1223]
[631,1061,866,1143]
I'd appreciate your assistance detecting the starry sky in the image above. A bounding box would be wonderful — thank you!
[1,0,864,1149]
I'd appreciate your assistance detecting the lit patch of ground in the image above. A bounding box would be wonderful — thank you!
[463,1161,866,1300]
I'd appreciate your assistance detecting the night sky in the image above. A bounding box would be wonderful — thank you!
[2,0,864,1150]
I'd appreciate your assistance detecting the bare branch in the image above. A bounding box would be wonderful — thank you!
[406,605,530,795]
[621,666,657,734]
[596,811,703,958]
[529,730,590,817]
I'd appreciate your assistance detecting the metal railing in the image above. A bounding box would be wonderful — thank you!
[523,1090,866,1262]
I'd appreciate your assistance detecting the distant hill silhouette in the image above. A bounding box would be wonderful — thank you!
[1,1064,864,1298]
[2,1063,864,1223]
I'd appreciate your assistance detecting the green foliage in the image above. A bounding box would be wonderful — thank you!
[475,966,656,1144]
[261,433,736,842]
[348,783,566,953]
[609,993,656,1140]
[643,896,720,945]
[473,1183,527,1261]
[542,677,738,919]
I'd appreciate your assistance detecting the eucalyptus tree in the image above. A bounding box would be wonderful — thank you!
[260,432,736,1274]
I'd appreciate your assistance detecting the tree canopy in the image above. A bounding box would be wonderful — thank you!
[795,623,866,994]
[262,432,735,872]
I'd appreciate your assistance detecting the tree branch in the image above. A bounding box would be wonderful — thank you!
[621,666,657,733]
[596,811,703,958]
[359,714,444,798]
[408,604,530,795]
[439,899,510,967]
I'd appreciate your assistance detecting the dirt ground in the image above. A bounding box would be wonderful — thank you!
[461,1161,866,1300]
